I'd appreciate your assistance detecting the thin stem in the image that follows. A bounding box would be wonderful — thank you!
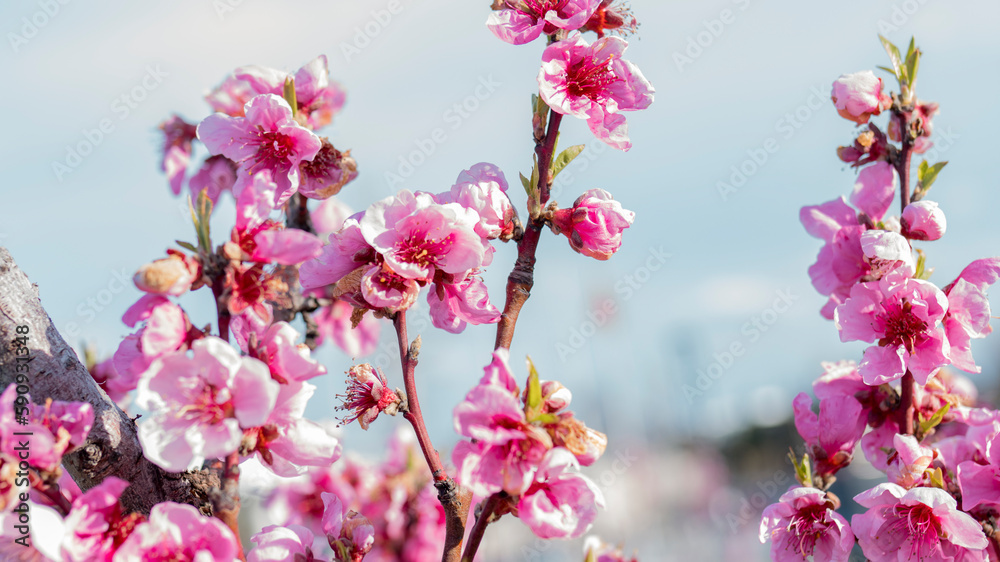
[899,371,915,435]
[494,109,564,350]
[210,451,245,561]
[392,312,470,562]
[211,274,230,342]
[896,111,914,212]
[29,473,72,516]
[460,493,503,562]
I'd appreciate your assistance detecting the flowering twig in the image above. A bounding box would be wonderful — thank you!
[892,102,916,435]
[494,110,563,350]
[460,492,504,562]
[209,451,245,561]
[392,312,470,562]
[211,274,231,343]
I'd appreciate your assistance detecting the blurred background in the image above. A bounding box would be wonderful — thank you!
[2,0,1000,559]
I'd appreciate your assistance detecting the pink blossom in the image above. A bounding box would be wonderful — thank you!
[860,229,914,280]
[439,162,516,240]
[59,477,133,562]
[850,161,898,222]
[0,385,94,472]
[452,350,552,496]
[360,190,485,282]
[834,274,950,385]
[313,298,381,357]
[861,420,901,472]
[339,364,402,430]
[249,380,342,477]
[361,264,421,313]
[902,200,947,241]
[831,71,888,124]
[234,55,346,130]
[300,215,373,290]
[581,1,639,38]
[321,492,374,561]
[113,502,240,562]
[837,125,889,168]
[250,228,323,265]
[886,434,933,489]
[517,447,604,539]
[159,115,198,196]
[311,197,353,239]
[205,74,255,117]
[942,257,1000,373]
[299,139,358,200]
[189,155,237,204]
[759,487,854,562]
[252,322,327,383]
[135,337,279,471]
[539,34,654,150]
[792,392,866,476]
[198,94,322,207]
[248,524,322,562]
[550,188,634,260]
[801,198,867,319]
[889,101,940,154]
[852,483,988,561]
[427,275,501,334]
[113,295,188,387]
[235,169,278,232]
[957,433,1000,511]
[89,358,131,406]
[487,0,601,45]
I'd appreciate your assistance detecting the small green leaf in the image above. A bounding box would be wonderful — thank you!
[788,449,812,487]
[531,413,560,425]
[914,161,948,201]
[878,34,906,84]
[918,403,951,436]
[928,467,945,489]
[876,65,898,78]
[551,144,586,179]
[520,172,532,195]
[914,249,930,280]
[525,355,542,415]
[905,39,921,90]
[193,188,214,252]
[175,240,198,252]
[283,76,298,118]
[584,547,598,562]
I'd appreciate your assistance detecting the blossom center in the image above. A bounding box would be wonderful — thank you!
[397,230,453,268]
[877,504,943,557]
[566,56,619,102]
[783,504,828,556]
[179,384,234,425]
[248,128,295,173]
[511,0,569,18]
[877,298,928,352]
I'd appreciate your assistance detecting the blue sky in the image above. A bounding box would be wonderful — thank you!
[2,1,1000,557]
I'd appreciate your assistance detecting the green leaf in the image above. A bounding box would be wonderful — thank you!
[525,355,542,415]
[193,188,214,252]
[905,38,921,89]
[914,249,929,280]
[584,547,598,562]
[282,76,298,118]
[175,240,198,252]
[928,467,945,489]
[918,403,951,436]
[551,144,586,180]
[914,160,947,201]
[531,413,560,425]
[878,34,906,84]
[520,172,532,196]
[788,449,812,487]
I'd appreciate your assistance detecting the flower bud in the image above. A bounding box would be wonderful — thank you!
[133,251,201,296]
[901,200,946,241]
[547,415,607,466]
[831,71,889,125]
[298,139,358,200]
[550,189,634,261]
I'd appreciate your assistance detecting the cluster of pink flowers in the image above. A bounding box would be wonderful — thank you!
[761,38,1000,562]
[452,350,606,539]
[263,429,445,562]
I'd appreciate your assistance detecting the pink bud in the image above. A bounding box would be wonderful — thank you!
[550,189,634,261]
[831,71,888,125]
[133,251,201,296]
[901,200,946,241]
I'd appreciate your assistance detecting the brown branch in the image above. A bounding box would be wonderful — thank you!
[460,493,504,562]
[494,110,563,350]
[392,312,471,562]
[209,451,245,561]
[0,247,228,517]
